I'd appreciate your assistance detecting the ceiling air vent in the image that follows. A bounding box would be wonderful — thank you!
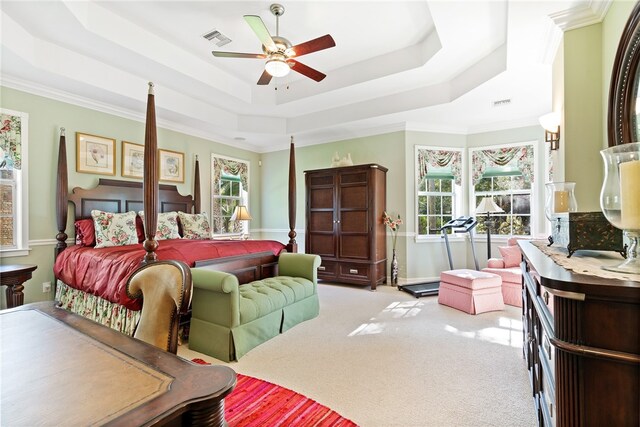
[203,29,231,47]
[492,98,512,107]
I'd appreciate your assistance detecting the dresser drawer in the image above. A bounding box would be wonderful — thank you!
[540,285,555,315]
[539,361,556,427]
[539,328,556,379]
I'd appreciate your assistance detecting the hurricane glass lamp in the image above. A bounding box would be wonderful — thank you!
[600,142,640,273]
[544,182,578,220]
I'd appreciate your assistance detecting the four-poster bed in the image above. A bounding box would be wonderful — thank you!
[53,83,299,333]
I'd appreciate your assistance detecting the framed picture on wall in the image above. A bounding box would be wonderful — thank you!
[121,141,144,179]
[76,132,116,175]
[159,148,184,183]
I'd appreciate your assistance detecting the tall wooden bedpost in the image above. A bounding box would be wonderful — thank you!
[194,155,201,214]
[142,82,159,264]
[286,136,298,253]
[55,127,68,258]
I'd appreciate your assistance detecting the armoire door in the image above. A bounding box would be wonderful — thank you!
[306,171,337,259]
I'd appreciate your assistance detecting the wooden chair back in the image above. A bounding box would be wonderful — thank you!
[126,260,192,354]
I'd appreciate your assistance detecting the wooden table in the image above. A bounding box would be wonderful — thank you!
[0,302,236,426]
[0,264,37,308]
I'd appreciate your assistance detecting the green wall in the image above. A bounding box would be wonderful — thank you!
[563,24,603,211]
[262,127,546,283]
[561,1,635,211]
[260,131,405,252]
[0,86,260,308]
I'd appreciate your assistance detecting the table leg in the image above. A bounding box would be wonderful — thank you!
[6,284,24,309]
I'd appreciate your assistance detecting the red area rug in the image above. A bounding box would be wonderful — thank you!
[192,359,357,427]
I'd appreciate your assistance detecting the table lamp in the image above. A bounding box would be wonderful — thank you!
[231,205,253,240]
[475,197,504,259]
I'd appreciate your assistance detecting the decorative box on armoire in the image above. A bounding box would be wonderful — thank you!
[305,164,387,290]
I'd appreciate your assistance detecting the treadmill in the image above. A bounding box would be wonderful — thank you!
[398,216,479,298]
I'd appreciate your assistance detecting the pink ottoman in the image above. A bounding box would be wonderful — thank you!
[438,269,504,315]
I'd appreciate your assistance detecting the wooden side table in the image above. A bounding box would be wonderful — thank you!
[0,264,37,308]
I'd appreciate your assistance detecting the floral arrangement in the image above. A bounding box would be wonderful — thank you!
[382,211,403,251]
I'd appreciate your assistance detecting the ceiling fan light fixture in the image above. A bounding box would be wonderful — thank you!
[265,57,290,77]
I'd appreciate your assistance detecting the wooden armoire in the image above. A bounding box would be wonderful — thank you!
[304,164,387,290]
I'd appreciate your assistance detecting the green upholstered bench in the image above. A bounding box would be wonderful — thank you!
[189,252,321,362]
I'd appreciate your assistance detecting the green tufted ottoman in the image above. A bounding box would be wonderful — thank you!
[189,253,321,362]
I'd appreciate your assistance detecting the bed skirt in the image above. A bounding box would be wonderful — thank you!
[55,280,141,336]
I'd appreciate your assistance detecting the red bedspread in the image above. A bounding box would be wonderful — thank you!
[54,239,285,311]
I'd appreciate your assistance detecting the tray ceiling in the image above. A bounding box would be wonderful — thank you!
[1,1,606,152]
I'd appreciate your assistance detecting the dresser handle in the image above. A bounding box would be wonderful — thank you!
[349,269,358,274]
[318,266,326,271]
[543,291,549,304]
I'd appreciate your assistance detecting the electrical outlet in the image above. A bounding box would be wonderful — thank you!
[42,281,51,293]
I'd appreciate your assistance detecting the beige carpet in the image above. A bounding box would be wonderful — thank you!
[179,283,537,427]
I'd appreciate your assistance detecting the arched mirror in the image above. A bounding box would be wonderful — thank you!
[609,1,640,146]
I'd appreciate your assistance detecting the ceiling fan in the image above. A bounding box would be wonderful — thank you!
[212,3,336,85]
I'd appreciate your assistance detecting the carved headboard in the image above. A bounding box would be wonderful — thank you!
[68,179,196,219]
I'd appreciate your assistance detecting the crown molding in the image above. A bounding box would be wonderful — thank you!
[405,122,468,135]
[466,117,540,134]
[550,0,612,31]
[3,75,542,155]
[0,75,261,153]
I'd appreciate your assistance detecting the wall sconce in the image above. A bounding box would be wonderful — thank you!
[539,112,561,150]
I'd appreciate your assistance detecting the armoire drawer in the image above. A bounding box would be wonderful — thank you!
[317,260,337,279]
[338,263,370,282]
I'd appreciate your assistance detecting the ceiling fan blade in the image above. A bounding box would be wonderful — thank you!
[288,35,336,57]
[287,59,326,82]
[212,51,266,59]
[244,15,277,51]
[257,70,273,85]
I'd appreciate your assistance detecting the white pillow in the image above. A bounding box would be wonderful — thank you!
[178,212,211,240]
[138,211,181,240]
[91,210,138,248]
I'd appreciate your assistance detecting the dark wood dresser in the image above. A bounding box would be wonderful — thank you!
[305,164,387,290]
[519,241,640,426]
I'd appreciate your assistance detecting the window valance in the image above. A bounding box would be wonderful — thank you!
[212,157,248,193]
[471,146,534,185]
[0,113,22,171]
[417,148,462,186]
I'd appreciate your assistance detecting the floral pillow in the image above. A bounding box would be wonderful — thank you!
[178,212,211,239]
[91,210,139,248]
[138,211,181,240]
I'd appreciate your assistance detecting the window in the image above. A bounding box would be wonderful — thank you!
[470,143,535,237]
[416,147,463,237]
[0,109,28,255]
[211,154,249,236]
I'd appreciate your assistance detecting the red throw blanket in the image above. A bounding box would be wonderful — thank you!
[54,239,285,310]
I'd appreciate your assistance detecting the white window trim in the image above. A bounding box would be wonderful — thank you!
[468,140,539,238]
[414,145,465,242]
[0,109,29,256]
